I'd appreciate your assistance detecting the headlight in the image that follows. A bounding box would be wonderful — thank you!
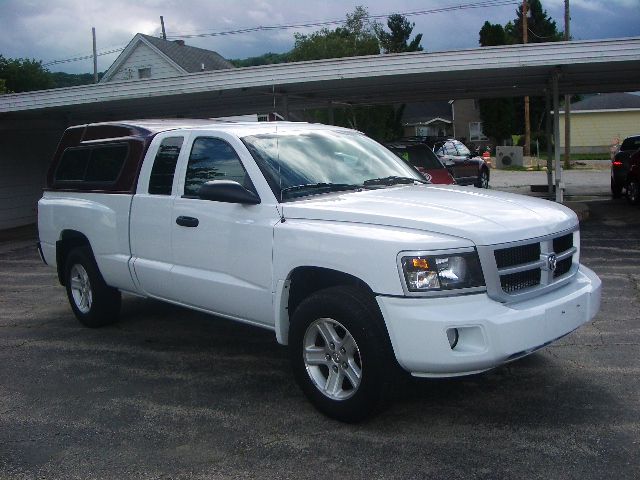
[400,250,485,293]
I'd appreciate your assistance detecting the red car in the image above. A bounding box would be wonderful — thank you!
[385,142,456,184]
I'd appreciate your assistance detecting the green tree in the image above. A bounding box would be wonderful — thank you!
[0,55,52,93]
[289,6,380,61]
[375,14,423,53]
[505,0,563,44]
[289,6,404,141]
[478,21,508,47]
[0,78,6,94]
[477,1,562,144]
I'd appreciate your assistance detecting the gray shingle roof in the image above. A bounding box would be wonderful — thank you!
[140,34,234,72]
[570,92,640,111]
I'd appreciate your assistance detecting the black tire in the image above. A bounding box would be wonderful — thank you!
[289,285,395,423]
[475,168,489,188]
[611,178,622,198]
[64,246,121,327]
[627,179,640,205]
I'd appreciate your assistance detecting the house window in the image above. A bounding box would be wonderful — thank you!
[469,122,487,141]
[138,67,151,79]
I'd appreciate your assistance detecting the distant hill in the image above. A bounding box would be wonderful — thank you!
[50,71,104,88]
[230,52,289,68]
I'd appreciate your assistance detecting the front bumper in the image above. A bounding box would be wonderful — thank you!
[376,264,601,377]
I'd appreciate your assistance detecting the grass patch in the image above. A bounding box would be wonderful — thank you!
[561,153,610,161]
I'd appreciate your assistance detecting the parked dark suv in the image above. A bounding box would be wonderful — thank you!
[611,134,640,199]
[400,137,490,188]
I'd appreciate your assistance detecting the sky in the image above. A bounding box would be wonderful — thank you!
[0,0,638,74]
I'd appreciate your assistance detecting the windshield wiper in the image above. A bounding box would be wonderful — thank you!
[281,182,361,197]
[363,176,427,187]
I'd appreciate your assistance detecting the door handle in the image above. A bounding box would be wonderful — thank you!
[176,216,199,227]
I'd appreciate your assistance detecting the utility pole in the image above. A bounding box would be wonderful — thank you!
[160,16,167,40]
[92,27,98,84]
[564,0,571,169]
[522,0,531,157]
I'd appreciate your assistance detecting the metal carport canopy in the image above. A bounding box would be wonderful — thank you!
[1,36,639,124]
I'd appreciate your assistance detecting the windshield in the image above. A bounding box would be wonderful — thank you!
[621,136,640,151]
[242,130,424,201]
[388,145,444,170]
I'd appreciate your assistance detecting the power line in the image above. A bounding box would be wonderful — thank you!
[43,47,124,67]
[166,0,519,39]
[41,0,519,67]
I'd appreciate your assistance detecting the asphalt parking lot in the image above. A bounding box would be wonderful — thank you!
[1,182,639,479]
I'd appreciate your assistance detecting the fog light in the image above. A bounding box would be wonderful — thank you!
[446,328,459,349]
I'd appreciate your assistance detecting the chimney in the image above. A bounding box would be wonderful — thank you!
[173,39,185,46]
[201,63,205,71]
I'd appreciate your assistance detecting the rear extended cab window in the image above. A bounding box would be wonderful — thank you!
[54,144,128,187]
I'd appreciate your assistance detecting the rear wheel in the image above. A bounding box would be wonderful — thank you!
[289,286,394,422]
[627,179,640,205]
[64,247,121,327]
[475,168,489,188]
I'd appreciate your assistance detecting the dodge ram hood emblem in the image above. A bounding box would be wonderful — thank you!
[546,253,557,272]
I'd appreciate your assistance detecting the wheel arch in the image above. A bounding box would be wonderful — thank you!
[56,230,92,286]
[274,265,377,345]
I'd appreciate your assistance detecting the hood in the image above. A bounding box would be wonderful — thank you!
[281,185,577,246]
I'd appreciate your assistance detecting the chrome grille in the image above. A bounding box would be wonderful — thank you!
[553,233,573,254]
[480,228,579,302]
[500,269,541,293]
[494,243,540,269]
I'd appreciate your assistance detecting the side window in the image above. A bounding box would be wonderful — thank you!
[184,137,250,198]
[148,137,184,195]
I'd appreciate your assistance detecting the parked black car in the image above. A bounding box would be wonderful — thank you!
[400,137,490,188]
[611,134,640,198]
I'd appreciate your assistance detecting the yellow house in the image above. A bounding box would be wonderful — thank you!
[559,92,640,154]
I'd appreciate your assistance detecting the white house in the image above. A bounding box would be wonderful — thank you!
[101,33,234,82]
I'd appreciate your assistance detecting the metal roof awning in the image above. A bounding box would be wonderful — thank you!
[1,37,639,125]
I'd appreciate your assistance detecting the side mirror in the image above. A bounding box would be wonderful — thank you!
[198,180,261,205]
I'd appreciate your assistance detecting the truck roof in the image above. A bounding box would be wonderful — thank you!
[46,119,356,194]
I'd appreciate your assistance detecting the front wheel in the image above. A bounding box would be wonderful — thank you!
[475,168,489,188]
[64,247,121,327]
[289,286,394,422]
[627,179,640,205]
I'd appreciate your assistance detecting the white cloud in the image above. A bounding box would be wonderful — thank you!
[0,0,637,73]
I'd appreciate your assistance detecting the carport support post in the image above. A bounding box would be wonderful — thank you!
[282,94,289,121]
[327,101,334,125]
[545,92,553,194]
[552,71,564,203]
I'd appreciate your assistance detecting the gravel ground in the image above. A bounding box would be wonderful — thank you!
[1,189,639,479]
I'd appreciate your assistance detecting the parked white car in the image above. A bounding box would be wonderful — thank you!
[38,120,601,421]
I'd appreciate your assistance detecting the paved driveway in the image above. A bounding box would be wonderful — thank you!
[1,199,638,479]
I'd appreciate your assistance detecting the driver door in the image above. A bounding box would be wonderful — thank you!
[169,135,280,327]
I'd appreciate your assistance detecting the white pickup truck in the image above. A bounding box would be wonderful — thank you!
[38,120,601,422]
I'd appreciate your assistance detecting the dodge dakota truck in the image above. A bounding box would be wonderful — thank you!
[37,119,602,422]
